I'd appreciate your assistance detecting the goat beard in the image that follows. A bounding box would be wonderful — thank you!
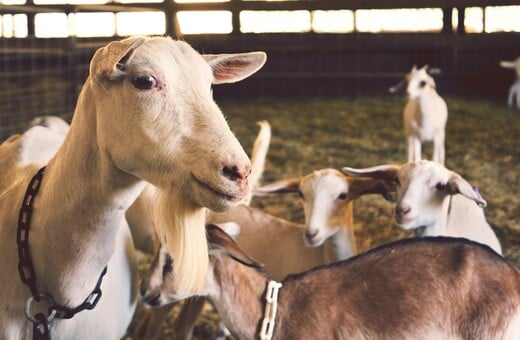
[153,187,208,295]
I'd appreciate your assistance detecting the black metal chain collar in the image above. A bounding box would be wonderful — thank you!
[17,166,108,339]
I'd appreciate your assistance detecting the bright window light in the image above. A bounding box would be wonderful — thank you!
[116,12,165,36]
[1,14,27,37]
[485,6,520,33]
[72,12,115,37]
[35,13,68,37]
[240,10,310,33]
[1,0,26,4]
[118,0,162,3]
[175,0,228,2]
[312,10,354,33]
[176,11,232,34]
[465,7,483,33]
[356,8,443,33]
[34,0,106,4]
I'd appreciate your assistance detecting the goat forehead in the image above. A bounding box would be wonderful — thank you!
[132,38,212,85]
[409,69,431,84]
[302,170,347,197]
[399,162,450,189]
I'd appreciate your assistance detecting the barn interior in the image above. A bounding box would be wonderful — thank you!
[1,1,519,338]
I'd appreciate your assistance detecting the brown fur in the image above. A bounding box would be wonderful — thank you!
[204,228,520,339]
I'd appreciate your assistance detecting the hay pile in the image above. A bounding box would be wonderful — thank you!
[128,95,520,339]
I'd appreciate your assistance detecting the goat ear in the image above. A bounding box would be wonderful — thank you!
[342,165,401,184]
[347,177,395,201]
[90,36,146,83]
[253,177,301,196]
[500,60,516,69]
[446,172,487,208]
[206,224,260,267]
[203,52,267,84]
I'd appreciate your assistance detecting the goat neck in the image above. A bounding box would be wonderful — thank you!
[321,201,356,262]
[209,253,275,339]
[419,195,450,237]
[27,82,145,305]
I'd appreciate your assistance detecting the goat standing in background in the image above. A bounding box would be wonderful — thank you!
[397,65,448,164]
[141,224,520,340]
[500,57,520,109]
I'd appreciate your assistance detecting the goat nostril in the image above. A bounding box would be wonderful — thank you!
[306,229,318,239]
[396,206,411,216]
[222,164,245,181]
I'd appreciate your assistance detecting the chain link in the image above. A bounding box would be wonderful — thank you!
[17,167,45,300]
[17,166,108,339]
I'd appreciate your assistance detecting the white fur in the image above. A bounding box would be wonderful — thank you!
[403,65,448,164]
[0,36,266,338]
[343,160,502,254]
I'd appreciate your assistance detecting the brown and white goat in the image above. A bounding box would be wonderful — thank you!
[141,224,520,340]
[393,65,448,164]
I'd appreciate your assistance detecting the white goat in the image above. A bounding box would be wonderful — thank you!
[0,36,266,339]
[142,224,520,340]
[136,169,388,339]
[500,57,520,109]
[343,160,502,254]
[401,65,448,164]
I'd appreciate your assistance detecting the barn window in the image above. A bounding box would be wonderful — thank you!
[312,10,354,33]
[485,5,520,32]
[1,0,26,4]
[176,11,232,34]
[175,0,229,2]
[34,0,105,4]
[116,12,166,36]
[34,13,69,37]
[460,7,484,33]
[355,8,443,33]
[0,14,27,37]
[240,10,311,33]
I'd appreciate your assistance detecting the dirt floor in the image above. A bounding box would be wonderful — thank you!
[126,95,520,339]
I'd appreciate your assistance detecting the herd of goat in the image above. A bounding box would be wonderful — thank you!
[0,36,519,339]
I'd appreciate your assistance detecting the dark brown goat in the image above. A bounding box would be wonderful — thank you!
[141,224,520,340]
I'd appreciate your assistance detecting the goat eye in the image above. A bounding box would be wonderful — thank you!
[297,190,304,199]
[435,182,446,191]
[131,75,157,90]
[419,80,427,88]
[338,192,348,200]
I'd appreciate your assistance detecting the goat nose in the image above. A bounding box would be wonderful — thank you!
[395,205,411,216]
[222,163,250,182]
[305,229,319,240]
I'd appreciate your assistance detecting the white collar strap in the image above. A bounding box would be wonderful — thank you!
[259,280,283,340]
